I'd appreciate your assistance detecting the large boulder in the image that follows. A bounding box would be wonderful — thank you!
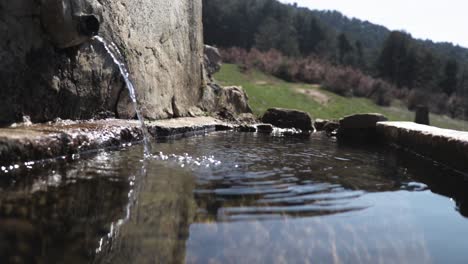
[337,113,388,142]
[261,108,314,132]
[218,86,252,115]
[0,0,205,126]
[200,84,253,122]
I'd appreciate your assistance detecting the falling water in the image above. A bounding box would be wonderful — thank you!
[93,36,152,156]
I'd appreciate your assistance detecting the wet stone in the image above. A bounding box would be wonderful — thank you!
[215,124,234,131]
[314,119,328,131]
[0,117,224,166]
[337,113,388,143]
[323,121,340,136]
[282,131,312,138]
[237,125,257,133]
[315,119,340,137]
[261,108,314,132]
[257,124,274,134]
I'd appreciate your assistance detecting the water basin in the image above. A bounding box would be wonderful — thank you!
[1,132,468,263]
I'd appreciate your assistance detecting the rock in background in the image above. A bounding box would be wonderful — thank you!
[200,45,254,122]
[0,0,206,126]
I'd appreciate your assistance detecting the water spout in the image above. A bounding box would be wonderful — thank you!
[40,0,102,48]
[77,14,100,37]
[93,36,153,156]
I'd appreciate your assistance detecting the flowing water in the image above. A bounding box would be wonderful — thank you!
[1,132,468,263]
[93,36,152,156]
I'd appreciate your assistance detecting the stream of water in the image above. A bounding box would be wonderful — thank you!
[93,36,152,156]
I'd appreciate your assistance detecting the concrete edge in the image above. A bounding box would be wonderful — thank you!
[0,117,228,167]
[377,121,468,172]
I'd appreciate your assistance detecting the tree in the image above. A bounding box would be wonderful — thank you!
[440,59,459,95]
[255,17,281,52]
[295,13,325,55]
[255,16,300,56]
[415,51,439,91]
[337,33,353,64]
[377,31,418,88]
[355,40,365,68]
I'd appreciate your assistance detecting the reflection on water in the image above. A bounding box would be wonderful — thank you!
[1,132,468,263]
[0,151,136,263]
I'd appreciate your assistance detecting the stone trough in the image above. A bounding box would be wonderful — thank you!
[377,122,468,172]
[2,109,468,175]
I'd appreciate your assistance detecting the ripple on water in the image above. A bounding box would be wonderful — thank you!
[154,132,417,222]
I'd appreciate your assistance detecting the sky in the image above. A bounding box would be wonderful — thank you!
[279,0,468,48]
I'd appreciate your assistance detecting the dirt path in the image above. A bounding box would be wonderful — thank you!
[295,88,330,105]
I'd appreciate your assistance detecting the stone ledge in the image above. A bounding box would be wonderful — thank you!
[377,121,468,171]
[0,117,226,167]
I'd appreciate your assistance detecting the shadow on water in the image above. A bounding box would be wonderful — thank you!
[382,146,468,217]
[339,138,468,217]
[1,132,468,263]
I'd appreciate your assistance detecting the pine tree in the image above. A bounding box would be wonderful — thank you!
[337,33,353,64]
[377,31,418,88]
[295,13,325,55]
[440,59,459,95]
[355,40,365,68]
[255,17,281,52]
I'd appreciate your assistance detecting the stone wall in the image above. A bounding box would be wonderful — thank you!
[0,0,205,126]
[377,121,468,172]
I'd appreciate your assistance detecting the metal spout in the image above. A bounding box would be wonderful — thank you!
[77,14,100,37]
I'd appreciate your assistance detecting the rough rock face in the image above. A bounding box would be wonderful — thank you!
[337,113,388,142]
[200,83,254,122]
[204,45,222,77]
[261,108,314,132]
[199,45,253,121]
[0,0,205,126]
[217,86,252,115]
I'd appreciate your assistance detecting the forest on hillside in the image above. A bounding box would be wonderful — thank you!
[203,0,468,120]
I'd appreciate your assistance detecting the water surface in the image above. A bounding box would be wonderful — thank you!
[1,132,468,263]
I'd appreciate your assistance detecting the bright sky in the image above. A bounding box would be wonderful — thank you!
[280,0,468,48]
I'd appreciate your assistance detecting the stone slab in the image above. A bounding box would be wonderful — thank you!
[0,117,225,167]
[377,121,468,172]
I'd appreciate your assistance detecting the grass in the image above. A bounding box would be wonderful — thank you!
[215,64,468,131]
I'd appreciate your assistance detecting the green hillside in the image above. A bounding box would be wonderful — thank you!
[215,64,468,131]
